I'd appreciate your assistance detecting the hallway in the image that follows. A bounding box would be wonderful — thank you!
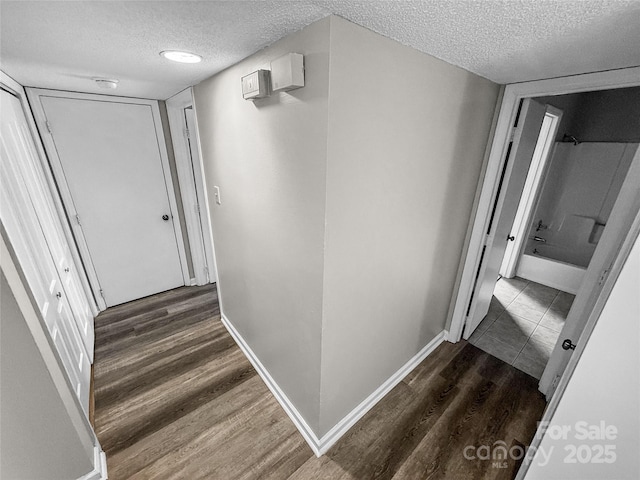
[94,284,546,479]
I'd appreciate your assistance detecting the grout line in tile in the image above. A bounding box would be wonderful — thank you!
[513,336,531,363]
[491,278,569,366]
[513,351,523,365]
[492,277,530,310]
[516,341,527,355]
[537,291,561,324]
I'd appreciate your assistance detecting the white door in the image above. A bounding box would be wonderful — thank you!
[1,90,95,360]
[539,145,640,397]
[1,95,90,412]
[166,88,217,287]
[38,95,185,306]
[464,99,547,338]
[1,140,61,334]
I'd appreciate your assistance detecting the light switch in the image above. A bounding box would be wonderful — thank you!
[213,186,221,205]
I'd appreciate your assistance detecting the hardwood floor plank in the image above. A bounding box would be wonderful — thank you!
[96,333,238,410]
[94,284,546,480]
[107,375,269,479]
[390,348,541,480]
[95,305,218,359]
[96,349,255,453]
[247,432,315,480]
[298,378,459,480]
[95,318,217,374]
[95,286,216,327]
[402,340,466,388]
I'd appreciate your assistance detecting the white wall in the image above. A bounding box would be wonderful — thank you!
[525,233,640,479]
[0,269,94,479]
[194,17,331,432]
[194,15,499,439]
[318,16,500,435]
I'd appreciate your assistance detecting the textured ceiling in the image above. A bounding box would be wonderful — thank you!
[1,1,639,99]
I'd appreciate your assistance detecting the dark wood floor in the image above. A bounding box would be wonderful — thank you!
[94,284,546,479]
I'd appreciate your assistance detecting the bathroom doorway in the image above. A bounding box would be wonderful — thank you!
[468,87,640,381]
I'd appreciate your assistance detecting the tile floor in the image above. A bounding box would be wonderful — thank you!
[469,277,575,379]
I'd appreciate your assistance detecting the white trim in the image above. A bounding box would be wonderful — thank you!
[99,450,107,480]
[77,446,108,480]
[448,95,522,341]
[317,330,447,455]
[220,312,446,456]
[219,313,321,455]
[26,88,191,307]
[0,72,99,315]
[448,66,640,343]
[166,88,209,285]
[153,99,191,286]
[514,208,640,480]
[189,97,219,288]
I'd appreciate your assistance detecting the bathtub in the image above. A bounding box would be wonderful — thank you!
[516,252,586,294]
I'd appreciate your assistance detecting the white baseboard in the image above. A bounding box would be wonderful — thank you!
[77,445,107,480]
[315,330,447,454]
[99,450,107,480]
[220,312,446,457]
[220,313,322,455]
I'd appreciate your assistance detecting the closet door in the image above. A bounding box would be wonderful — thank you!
[0,149,60,333]
[1,89,90,413]
[3,92,95,360]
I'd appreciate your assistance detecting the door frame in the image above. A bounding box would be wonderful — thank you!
[1,72,99,316]
[165,87,217,286]
[463,98,550,338]
[499,105,563,278]
[27,88,191,310]
[448,66,640,342]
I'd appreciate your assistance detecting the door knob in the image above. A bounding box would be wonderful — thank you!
[507,235,515,241]
[562,339,576,351]
[64,267,70,272]
[162,214,170,221]
[56,292,62,299]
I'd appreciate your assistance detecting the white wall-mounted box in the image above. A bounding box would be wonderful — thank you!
[270,53,304,92]
[241,70,271,100]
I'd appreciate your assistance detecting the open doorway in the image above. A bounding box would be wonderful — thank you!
[166,88,218,287]
[468,87,640,380]
[449,68,640,406]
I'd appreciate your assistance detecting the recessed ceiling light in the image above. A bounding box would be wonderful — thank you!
[93,78,119,89]
[160,50,202,64]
